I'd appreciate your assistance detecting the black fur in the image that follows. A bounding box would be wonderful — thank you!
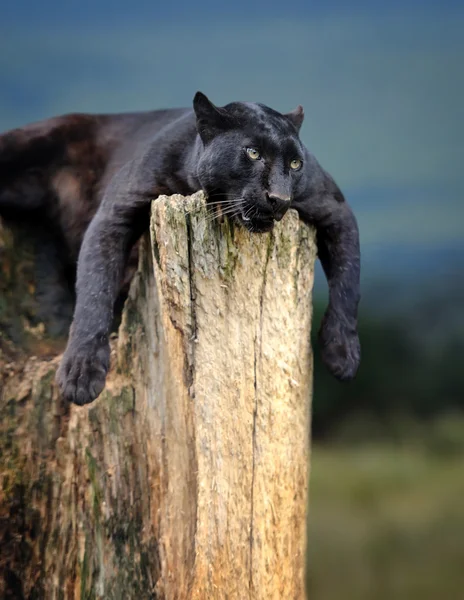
[0,92,361,405]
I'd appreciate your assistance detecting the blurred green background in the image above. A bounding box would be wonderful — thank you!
[1,1,463,597]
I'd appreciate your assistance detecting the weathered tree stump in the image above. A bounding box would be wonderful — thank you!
[0,192,316,599]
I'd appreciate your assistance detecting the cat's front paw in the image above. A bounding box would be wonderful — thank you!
[56,340,110,405]
[319,311,360,381]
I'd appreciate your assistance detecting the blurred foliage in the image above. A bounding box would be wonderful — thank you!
[307,433,464,600]
[311,296,464,440]
[309,292,464,598]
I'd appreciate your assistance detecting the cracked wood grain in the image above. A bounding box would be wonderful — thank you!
[0,191,315,599]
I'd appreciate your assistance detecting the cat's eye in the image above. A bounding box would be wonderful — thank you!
[290,158,302,170]
[246,147,261,161]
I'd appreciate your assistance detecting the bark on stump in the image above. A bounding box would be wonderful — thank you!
[0,192,316,599]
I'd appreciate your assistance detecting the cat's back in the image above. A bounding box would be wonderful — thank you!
[96,107,192,165]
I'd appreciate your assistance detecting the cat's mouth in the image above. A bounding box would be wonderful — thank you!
[238,208,275,233]
[205,195,275,233]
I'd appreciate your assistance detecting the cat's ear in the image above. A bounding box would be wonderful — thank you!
[285,105,304,132]
[193,92,233,143]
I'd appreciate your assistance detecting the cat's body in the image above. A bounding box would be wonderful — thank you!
[0,93,361,405]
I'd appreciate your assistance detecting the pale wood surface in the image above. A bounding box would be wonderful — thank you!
[0,192,316,599]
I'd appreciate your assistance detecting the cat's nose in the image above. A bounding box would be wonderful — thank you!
[267,193,291,221]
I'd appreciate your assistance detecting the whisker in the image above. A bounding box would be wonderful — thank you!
[183,199,241,216]
[204,209,241,222]
[201,207,242,225]
[241,205,255,222]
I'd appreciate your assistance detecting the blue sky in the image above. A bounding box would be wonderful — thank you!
[1,1,463,291]
[2,0,462,25]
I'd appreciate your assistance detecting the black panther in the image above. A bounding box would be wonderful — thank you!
[0,92,361,405]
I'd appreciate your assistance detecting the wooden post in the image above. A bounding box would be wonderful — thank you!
[0,192,316,599]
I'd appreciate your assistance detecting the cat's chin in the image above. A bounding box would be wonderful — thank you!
[238,215,275,233]
[235,207,274,233]
[251,221,275,233]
